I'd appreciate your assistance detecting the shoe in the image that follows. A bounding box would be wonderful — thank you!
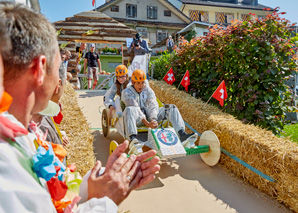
[129,137,143,155]
[178,130,196,142]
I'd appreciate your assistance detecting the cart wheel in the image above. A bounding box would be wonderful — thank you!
[109,140,119,155]
[199,130,221,166]
[102,109,110,137]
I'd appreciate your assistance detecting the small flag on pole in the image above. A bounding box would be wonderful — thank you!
[92,0,95,6]
[212,80,228,106]
[163,67,175,85]
[180,70,190,92]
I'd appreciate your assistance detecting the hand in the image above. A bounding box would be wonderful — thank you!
[106,140,160,190]
[148,120,158,129]
[135,46,141,50]
[109,106,115,117]
[88,141,141,205]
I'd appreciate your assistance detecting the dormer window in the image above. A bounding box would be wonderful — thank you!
[147,6,157,20]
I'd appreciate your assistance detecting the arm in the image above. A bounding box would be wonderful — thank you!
[104,84,117,109]
[97,59,101,72]
[139,40,149,54]
[146,87,159,121]
[127,42,134,54]
[83,59,87,75]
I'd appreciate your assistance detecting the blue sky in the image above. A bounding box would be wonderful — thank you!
[40,0,298,24]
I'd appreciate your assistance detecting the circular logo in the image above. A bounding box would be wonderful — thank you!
[157,129,178,146]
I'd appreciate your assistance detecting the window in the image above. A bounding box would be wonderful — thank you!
[241,14,251,21]
[164,10,171,17]
[110,5,119,12]
[136,27,148,38]
[216,12,234,24]
[156,30,167,43]
[189,10,209,22]
[147,6,157,19]
[126,4,137,18]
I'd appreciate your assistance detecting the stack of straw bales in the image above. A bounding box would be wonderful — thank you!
[59,82,95,176]
[150,80,298,212]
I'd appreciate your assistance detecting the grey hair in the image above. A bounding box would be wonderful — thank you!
[0,18,11,54]
[59,62,67,85]
[0,2,58,82]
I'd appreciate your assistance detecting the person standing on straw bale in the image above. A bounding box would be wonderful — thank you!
[0,3,160,212]
[84,43,101,90]
[121,69,196,149]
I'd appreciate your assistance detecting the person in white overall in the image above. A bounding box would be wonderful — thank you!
[121,69,195,149]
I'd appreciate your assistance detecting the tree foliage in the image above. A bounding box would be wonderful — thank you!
[151,10,298,134]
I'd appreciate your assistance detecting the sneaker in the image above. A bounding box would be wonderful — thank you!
[178,130,196,142]
[129,138,144,155]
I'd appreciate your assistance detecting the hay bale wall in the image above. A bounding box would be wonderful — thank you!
[150,80,298,212]
[59,82,95,176]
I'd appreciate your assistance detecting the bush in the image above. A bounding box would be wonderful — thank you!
[151,10,298,134]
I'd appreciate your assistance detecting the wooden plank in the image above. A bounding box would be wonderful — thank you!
[58,34,128,42]
[54,22,129,28]
[54,26,134,33]
[61,31,134,38]
[73,11,114,20]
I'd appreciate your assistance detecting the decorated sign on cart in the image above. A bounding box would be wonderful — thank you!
[149,127,186,158]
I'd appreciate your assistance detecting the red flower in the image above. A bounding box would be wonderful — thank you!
[280,12,286,15]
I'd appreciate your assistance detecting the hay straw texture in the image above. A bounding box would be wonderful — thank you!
[150,80,298,212]
[59,82,95,176]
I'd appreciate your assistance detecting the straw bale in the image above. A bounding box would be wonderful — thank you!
[150,80,298,212]
[58,82,96,176]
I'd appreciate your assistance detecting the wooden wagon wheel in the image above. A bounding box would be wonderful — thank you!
[102,109,110,137]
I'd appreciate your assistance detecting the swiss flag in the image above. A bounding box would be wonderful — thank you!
[163,67,175,85]
[180,70,190,92]
[92,0,95,6]
[212,80,228,106]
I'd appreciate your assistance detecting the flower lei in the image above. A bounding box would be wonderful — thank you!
[29,121,83,213]
[0,92,82,213]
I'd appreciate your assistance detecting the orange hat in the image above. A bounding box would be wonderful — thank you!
[132,69,146,82]
[115,65,128,76]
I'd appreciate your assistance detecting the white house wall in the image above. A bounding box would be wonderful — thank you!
[101,0,185,24]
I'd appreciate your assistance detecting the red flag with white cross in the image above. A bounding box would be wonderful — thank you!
[180,70,190,92]
[212,80,228,106]
[163,67,175,85]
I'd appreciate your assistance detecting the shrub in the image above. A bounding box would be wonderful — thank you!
[151,9,298,134]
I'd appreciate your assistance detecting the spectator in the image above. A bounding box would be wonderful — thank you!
[0,3,160,212]
[84,43,101,90]
[75,43,86,89]
[128,33,149,55]
[166,35,174,53]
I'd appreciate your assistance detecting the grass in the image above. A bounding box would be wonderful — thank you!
[281,123,298,144]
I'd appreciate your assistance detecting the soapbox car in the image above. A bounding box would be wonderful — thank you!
[101,97,221,166]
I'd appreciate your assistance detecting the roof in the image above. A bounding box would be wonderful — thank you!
[54,11,136,44]
[177,21,213,34]
[180,0,273,11]
[113,17,189,29]
[95,0,191,24]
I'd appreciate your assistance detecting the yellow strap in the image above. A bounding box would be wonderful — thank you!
[51,117,63,140]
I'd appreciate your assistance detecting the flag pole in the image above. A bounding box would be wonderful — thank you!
[177,71,187,90]
[203,84,219,108]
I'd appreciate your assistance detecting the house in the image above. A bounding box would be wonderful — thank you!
[0,0,41,11]
[177,0,272,24]
[95,0,191,46]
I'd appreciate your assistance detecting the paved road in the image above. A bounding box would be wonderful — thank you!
[77,90,289,213]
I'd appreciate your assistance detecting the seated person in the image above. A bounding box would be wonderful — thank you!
[121,69,195,145]
[104,64,129,117]
[31,62,68,147]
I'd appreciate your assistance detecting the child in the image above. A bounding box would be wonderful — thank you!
[121,69,196,146]
[104,64,129,117]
